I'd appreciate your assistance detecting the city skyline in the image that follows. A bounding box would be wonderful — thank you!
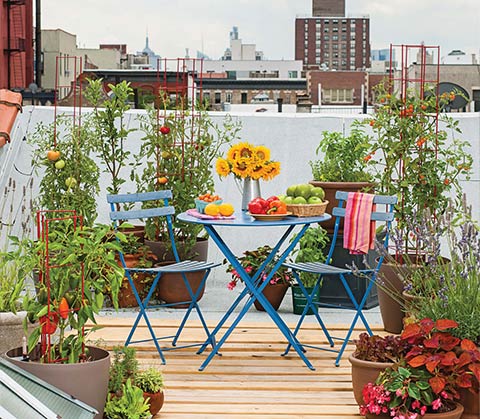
[41,0,479,61]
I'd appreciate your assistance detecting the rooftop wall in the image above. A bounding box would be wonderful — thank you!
[1,107,479,286]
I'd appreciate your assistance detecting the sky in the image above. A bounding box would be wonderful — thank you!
[41,0,480,61]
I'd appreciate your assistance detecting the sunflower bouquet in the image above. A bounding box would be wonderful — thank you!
[216,142,281,181]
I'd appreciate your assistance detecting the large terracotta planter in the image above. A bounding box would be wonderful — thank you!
[116,253,152,308]
[364,402,463,419]
[348,353,394,405]
[459,388,479,419]
[145,237,208,262]
[6,345,110,419]
[144,390,165,416]
[253,282,289,311]
[309,181,374,233]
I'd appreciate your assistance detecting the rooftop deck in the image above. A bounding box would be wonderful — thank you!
[89,316,383,418]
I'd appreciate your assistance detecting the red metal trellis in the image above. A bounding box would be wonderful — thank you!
[36,209,85,363]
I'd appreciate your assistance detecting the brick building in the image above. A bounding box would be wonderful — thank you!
[308,70,384,106]
[295,1,370,71]
[0,0,34,89]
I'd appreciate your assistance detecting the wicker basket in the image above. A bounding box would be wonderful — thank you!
[286,200,329,217]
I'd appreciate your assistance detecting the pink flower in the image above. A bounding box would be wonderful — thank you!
[245,266,253,273]
[431,398,443,411]
[227,280,237,290]
[420,406,427,416]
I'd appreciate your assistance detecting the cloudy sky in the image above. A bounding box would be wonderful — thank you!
[41,0,479,60]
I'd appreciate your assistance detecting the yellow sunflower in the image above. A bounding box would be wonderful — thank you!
[250,165,268,180]
[262,161,281,181]
[231,160,250,178]
[227,142,254,163]
[254,145,270,163]
[216,158,231,177]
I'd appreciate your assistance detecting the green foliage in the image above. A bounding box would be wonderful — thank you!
[108,346,139,396]
[104,379,150,419]
[289,226,328,287]
[135,367,164,393]
[309,128,373,182]
[132,103,241,258]
[28,115,100,227]
[22,222,124,363]
[84,79,135,198]
[362,82,473,250]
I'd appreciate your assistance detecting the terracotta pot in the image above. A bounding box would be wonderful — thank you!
[365,402,463,419]
[253,282,289,312]
[116,253,152,308]
[143,390,165,416]
[145,237,208,262]
[377,260,406,334]
[156,261,207,308]
[348,353,394,405]
[309,181,374,234]
[6,345,110,419]
[459,388,479,419]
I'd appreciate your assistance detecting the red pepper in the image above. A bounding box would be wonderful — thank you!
[248,199,265,214]
[266,195,279,205]
[40,312,59,335]
[267,200,287,215]
[160,126,170,135]
[58,297,69,319]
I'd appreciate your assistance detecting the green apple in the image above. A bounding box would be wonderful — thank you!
[277,194,287,202]
[295,184,312,199]
[55,159,65,169]
[308,196,323,204]
[284,196,294,204]
[310,186,325,200]
[286,185,297,197]
[293,196,308,205]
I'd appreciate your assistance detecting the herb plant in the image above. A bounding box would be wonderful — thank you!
[309,127,373,182]
[104,379,150,419]
[135,368,165,394]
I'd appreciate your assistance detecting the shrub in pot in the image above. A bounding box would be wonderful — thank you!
[136,367,165,416]
[288,226,328,315]
[104,379,151,419]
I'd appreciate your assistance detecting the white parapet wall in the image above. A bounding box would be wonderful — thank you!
[1,107,479,287]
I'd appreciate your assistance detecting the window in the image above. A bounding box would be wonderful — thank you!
[342,19,347,24]
[316,57,321,64]
[332,35,338,41]
[226,92,232,103]
[322,88,354,103]
[342,34,347,40]
[350,33,356,40]
[288,71,298,78]
[342,27,347,32]
[324,52,329,58]
[333,27,338,32]
[324,27,329,32]
[215,92,221,104]
[333,19,338,24]
[332,44,338,50]
[241,92,247,104]
[332,60,338,67]
[324,19,329,24]
[324,35,329,41]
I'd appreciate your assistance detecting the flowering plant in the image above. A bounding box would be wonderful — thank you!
[224,245,292,290]
[360,318,480,418]
[216,142,281,181]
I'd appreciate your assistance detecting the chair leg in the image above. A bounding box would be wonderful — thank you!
[172,270,214,350]
[283,272,334,357]
[124,272,166,364]
[333,274,375,366]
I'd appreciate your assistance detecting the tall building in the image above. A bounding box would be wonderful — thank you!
[312,0,345,17]
[295,2,370,71]
[222,27,264,61]
[0,0,34,89]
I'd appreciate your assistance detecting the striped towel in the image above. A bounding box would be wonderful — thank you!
[343,192,376,255]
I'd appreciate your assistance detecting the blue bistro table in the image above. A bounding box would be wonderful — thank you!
[177,210,331,371]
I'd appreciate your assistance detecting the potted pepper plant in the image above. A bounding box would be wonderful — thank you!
[6,218,124,419]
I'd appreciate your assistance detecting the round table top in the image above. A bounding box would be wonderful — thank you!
[177,211,331,227]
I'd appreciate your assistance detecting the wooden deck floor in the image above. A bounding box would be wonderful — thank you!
[90,317,379,419]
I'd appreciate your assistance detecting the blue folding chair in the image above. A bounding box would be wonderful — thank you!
[107,190,219,364]
[283,191,397,366]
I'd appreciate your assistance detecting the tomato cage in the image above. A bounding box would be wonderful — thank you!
[35,209,85,363]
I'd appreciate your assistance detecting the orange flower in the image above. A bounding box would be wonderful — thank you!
[416,137,427,147]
